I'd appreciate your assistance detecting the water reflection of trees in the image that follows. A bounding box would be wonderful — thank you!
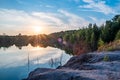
[48,53,63,68]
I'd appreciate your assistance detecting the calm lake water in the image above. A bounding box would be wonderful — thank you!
[0,44,71,80]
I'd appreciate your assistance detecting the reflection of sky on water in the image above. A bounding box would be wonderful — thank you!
[0,45,71,80]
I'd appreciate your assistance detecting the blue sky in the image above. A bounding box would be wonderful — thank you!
[0,0,120,35]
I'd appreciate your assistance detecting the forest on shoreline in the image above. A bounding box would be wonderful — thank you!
[0,15,120,55]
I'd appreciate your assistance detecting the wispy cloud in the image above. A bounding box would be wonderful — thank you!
[82,0,94,3]
[89,16,105,26]
[58,9,89,28]
[45,5,54,8]
[79,0,116,15]
[0,9,89,35]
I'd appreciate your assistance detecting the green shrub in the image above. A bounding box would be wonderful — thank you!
[115,30,120,40]
[103,55,109,61]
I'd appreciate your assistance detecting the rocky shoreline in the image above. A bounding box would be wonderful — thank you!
[25,51,120,80]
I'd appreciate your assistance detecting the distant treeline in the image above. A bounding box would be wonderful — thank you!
[0,34,57,49]
[0,15,120,55]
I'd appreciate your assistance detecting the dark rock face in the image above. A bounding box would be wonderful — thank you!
[27,69,95,80]
[26,51,120,80]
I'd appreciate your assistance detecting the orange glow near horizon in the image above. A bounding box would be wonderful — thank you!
[33,26,42,34]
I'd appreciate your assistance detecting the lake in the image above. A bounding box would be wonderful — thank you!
[0,44,72,80]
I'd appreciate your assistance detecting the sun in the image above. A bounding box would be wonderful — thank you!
[34,26,42,34]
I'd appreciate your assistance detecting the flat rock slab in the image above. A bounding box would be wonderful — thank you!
[26,51,120,80]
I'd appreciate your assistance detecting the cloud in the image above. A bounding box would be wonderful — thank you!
[58,9,89,29]
[45,5,54,8]
[89,16,105,26]
[82,0,94,3]
[31,12,64,26]
[0,9,89,35]
[79,0,116,15]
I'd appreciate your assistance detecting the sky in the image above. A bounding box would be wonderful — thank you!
[0,0,120,35]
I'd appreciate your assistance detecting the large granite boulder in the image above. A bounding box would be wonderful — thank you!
[26,51,120,80]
